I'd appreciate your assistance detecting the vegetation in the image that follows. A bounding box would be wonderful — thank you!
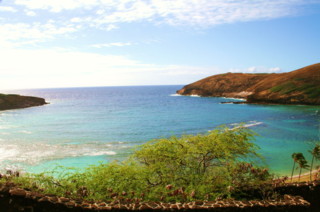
[1,126,272,202]
[270,80,320,98]
[290,153,307,182]
[303,85,320,98]
[296,154,309,182]
[270,82,297,94]
[0,94,20,97]
[309,144,320,181]
[289,143,320,182]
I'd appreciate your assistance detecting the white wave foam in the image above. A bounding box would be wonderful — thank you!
[243,121,263,128]
[230,121,263,129]
[0,147,19,161]
[85,151,117,156]
[0,112,17,117]
[0,132,9,135]
[0,141,129,166]
[170,94,181,97]
[0,126,14,130]
[222,97,246,101]
[20,130,32,134]
[170,94,201,97]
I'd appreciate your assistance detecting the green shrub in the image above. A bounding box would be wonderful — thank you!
[5,126,271,202]
[270,81,320,99]
[304,86,320,98]
[270,82,297,94]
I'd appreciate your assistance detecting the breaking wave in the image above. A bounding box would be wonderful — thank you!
[170,94,181,97]
[0,141,130,167]
[222,97,246,101]
[230,121,264,129]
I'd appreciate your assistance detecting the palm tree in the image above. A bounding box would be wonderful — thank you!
[309,144,320,181]
[291,153,304,182]
[297,154,309,182]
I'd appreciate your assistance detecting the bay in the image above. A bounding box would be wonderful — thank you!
[0,85,319,176]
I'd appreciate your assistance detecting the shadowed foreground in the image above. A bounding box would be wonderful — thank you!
[0,181,316,212]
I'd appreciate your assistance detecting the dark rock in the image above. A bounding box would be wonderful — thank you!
[59,197,70,203]
[9,188,26,197]
[194,201,203,205]
[138,204,151,210]
[0,93,48,111]
[38,196,49,202]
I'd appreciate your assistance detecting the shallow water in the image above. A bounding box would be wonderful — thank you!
[0,86,319,176]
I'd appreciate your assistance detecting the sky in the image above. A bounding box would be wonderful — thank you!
[0,0,320,90]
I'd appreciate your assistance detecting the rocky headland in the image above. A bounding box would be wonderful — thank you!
[177,63,320,105]
[0,93,47,111]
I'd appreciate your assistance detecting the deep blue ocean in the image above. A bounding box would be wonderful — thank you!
[0,86,319,176]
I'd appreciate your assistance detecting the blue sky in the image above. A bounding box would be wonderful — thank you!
[0,0,319,89]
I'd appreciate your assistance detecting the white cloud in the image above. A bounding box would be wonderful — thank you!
[0,21,80,47]
[0,1,310,89]
[0,47,221,89]
[0,45,221,90]
[0,6,17,12]
[13,0,314,27]
[3,0,314,48]
[70,17,82,23]
[105,24,119,31]
[0,43,286,90]
[269,67,282,72]
[247,67,257,72]
[0,48,143,89]
[231,66,283,73]
[91,42,134,48]
[14,0,98,13]
[25,10,37,16]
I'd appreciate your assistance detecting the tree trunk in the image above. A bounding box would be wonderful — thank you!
[291,161,296,182]
[310,156,314,181]
[299,167,302,182]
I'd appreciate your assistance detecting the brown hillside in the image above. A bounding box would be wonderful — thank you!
[176,73,271,98]
[247,63,320,104]
[177,63,320,105]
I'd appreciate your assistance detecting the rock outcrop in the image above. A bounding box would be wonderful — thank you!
[0,94,47,111]
[177,63,320,105]
[0,182,313,211]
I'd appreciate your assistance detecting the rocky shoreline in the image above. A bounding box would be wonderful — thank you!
[0,93,48,111]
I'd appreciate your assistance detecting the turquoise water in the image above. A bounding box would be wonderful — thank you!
[0,86,319,176]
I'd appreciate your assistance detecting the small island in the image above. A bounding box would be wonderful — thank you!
[177,63,320,105]
[0,93,48,111]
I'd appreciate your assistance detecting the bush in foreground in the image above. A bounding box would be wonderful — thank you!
[3,126,272,202]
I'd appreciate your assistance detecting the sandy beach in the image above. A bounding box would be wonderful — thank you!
[286,169,319,183]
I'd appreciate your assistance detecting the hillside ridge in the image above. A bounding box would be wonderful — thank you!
[177,63,320,105]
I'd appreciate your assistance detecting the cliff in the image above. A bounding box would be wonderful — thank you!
[177,63,320,105]
[0,94,47,111]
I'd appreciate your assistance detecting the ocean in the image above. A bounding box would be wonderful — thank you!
[0,85,319,176]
